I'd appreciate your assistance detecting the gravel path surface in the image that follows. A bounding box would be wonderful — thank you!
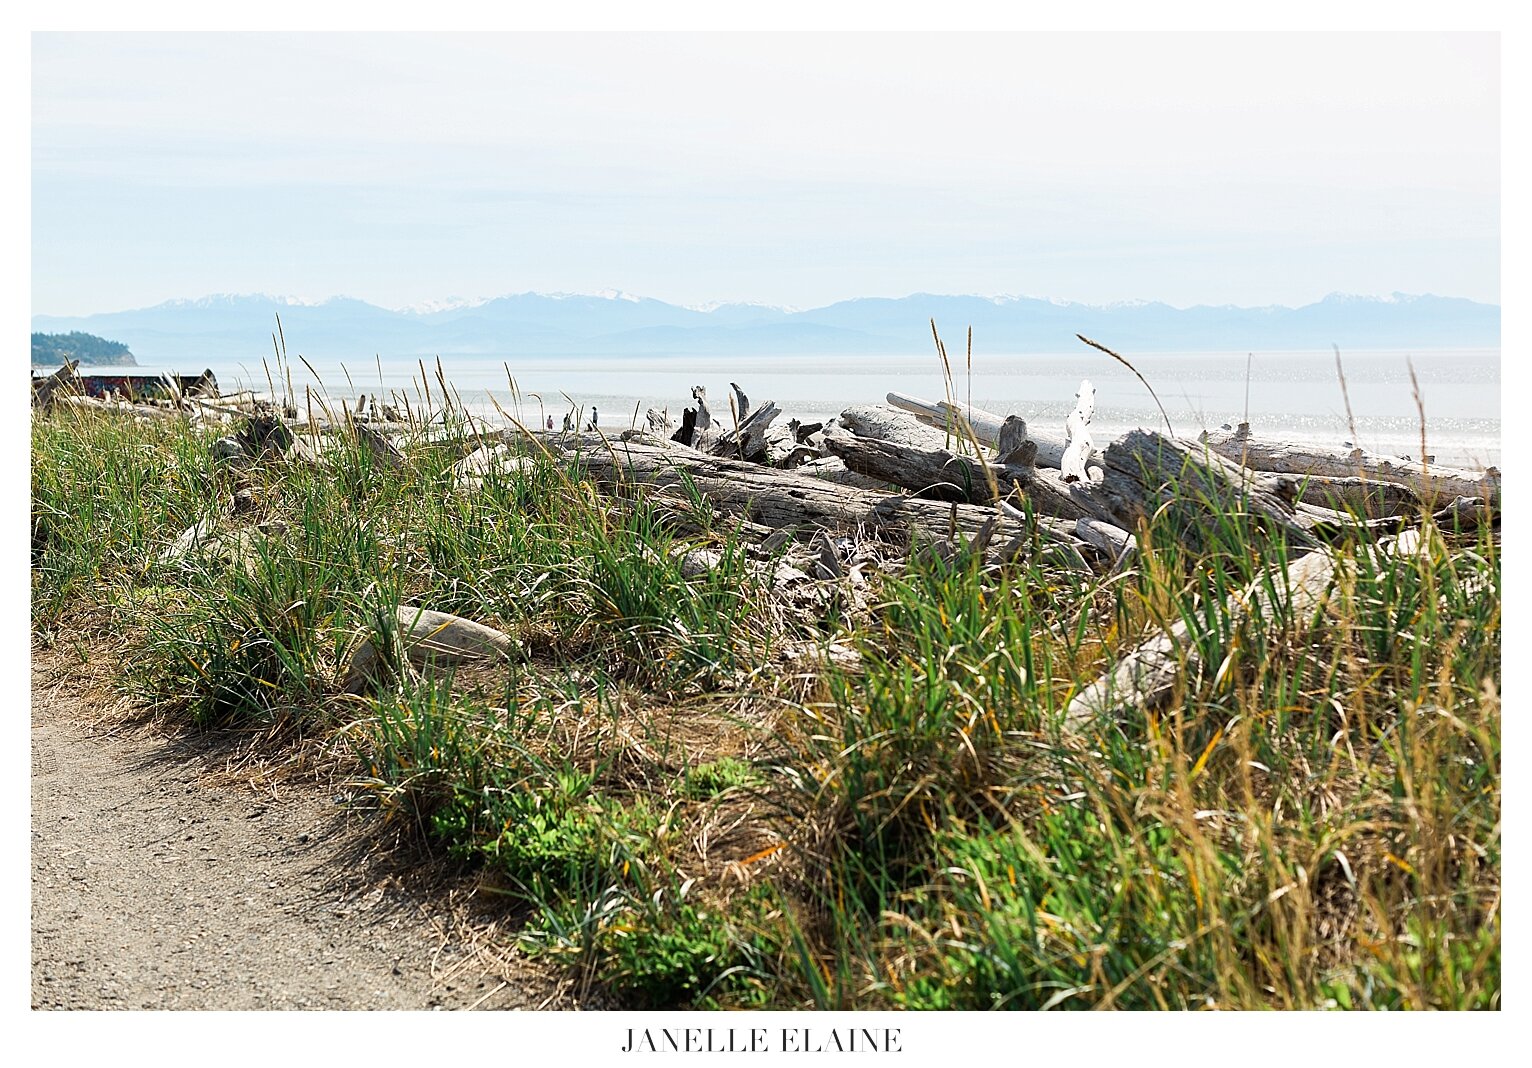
[30,648,559,1011]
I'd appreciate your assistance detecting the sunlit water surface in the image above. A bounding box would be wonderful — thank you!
[112,348,1502,469]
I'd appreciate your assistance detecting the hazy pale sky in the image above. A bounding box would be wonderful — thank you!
[31,31,1500,316]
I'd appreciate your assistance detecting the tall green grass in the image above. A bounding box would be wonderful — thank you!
[766,499,1498,1009]
[31,406,217,622]
[31,396,1499,1010]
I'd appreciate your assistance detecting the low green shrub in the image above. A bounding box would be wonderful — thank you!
[682,756,765,800]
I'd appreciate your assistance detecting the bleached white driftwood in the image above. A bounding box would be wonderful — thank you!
[454,443,513,476]
[157,517,220,566]
[886,391,1004,442]
[839,402,1039,472]
[1389,528,1424,558]
[1061,379,1096,482]
[1065,549,1338,728]
[793,455,892,490]
[1291,500,1410,538]
[1198,424,1500,510]
[822,422,1000,506]
[838,405,955,451]
[451,443,534,492]
[762,419,824,468]
[886,391,1069,469]
[1432,495,1492,527]
[132,403,186,422]
[1283,474,1423,517]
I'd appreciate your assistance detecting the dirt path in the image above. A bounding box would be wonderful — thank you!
[30,647,562,1010]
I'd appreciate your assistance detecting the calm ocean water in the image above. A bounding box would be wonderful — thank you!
[98,348,1503,469]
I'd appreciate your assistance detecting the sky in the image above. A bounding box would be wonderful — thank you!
[31,31,1500,317]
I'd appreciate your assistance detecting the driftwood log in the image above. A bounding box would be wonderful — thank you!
[1284,474,1423,517]
[1199,424,1499,510]
[887,394,1497,513]
[540,434,1100,563]
[792,455,891,490]
[886,391,1071,469]
[838,405,955,451]
[729,382,750,423]
[763,420,798,466]
[350,419,407,472]
[995,416,1037,469]
[54,394,189,423]
[672,406,700,447]
[821,420,1117,525]
[821,420,999,504]
[451,443,536,492]
[1101,430,1318,550]
[1292,500,1411,538]
[32,361,80,409]
[1074,517,1136,572]
[1065,549,1339,729]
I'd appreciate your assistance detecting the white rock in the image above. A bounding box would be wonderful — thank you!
[345,605,516,691]
[677,548,723,579]
[157,518,219,566]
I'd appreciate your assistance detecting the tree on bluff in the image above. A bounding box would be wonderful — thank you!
[32,332,138,367]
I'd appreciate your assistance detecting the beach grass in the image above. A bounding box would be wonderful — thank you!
[30,388,1499,1010]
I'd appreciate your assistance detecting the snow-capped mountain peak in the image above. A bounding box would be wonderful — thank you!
[398,296,491,315]
[154,292,348,310]
[688,299,798,314]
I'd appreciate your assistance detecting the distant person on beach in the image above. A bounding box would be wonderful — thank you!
[562,412,572,432]
[546,415,553,430]
[588,407,598,431]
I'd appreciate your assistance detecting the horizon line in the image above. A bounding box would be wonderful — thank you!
[31,287,1503,321]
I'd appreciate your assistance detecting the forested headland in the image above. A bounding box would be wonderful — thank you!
[32,331,138,367]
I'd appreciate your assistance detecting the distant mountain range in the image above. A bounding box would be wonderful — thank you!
[30,291,1500,365]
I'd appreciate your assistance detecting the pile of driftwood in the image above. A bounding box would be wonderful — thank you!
[33,366,434,505]
[521,380,1496,727]
[31,360,264,426]
[120,371,1500,729]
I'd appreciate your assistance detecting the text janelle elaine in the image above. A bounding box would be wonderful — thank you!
[622,1028,901,1054]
